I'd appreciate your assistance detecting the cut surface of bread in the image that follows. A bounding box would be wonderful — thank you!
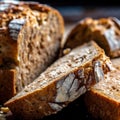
[5,41,112,120]
[0,69,16,103]
[111,57,120,69]
[63,17,120,58]
[0,1,64,103]
[84,67,120,120]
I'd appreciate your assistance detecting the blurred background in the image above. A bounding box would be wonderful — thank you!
[18,0,120,6]
[1,0,120,23]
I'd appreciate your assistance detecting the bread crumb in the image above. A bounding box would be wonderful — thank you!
[1,107,10,113]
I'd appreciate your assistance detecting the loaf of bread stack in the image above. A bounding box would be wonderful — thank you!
[0,1,120,120]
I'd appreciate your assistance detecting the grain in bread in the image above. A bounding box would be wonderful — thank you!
[5,41,112,120]
[0,1,64,103]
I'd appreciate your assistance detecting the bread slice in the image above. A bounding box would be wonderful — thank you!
[84,65,120,120]
[0,1,64,103]
[111,57,120,69]
[63,17,120,58]
[0,69,16,103]
[4,41,112,120]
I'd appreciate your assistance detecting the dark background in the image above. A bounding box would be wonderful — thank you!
[18,0,120,24]
[20,0,120,7]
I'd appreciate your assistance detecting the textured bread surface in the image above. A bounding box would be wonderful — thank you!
[5,41,112,120]
[111,57,120,69]
[84,62,120,120]
[0,69,16,103]
[0,1,64,103]
[63,17,120,58]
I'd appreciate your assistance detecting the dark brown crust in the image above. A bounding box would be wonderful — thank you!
[4,41,112,120]
[0,69,16,104]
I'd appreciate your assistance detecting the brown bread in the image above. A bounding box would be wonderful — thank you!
[0,1,64,103]
[111,57,120,69]
[63,17,120,58]
[84,58,120,120]
[5,41,112,120]
[0,69,16,103]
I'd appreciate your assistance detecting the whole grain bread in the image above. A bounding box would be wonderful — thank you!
[4,41,112,120]
[84,58,120,120]
[0,69,16,103]
[0,1,64,103]
[111,57,120,69]
[63,17,120,58]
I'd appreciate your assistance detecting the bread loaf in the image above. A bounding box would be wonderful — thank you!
[5,41,112,120]
[0,1,64,103]
[63,17,120,58]
[84,59,120,120]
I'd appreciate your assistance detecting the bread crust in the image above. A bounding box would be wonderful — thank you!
[63,17,120,58]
